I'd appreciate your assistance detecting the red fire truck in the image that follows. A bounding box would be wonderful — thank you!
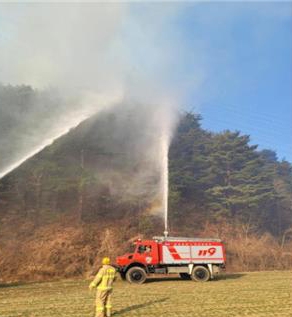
[115,236,226,284]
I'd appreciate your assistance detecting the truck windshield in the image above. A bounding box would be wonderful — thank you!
[128,244,136,253]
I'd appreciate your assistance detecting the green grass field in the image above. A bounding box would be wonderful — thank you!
[0,271,291,317]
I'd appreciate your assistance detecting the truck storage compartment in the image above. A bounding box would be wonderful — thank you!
[154,267,167,274]
[160,239,225,265]
[167,266,189,274]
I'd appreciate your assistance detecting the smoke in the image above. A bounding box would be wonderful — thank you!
[0,3,194,100]
[0,85,121,177]
[0,3,193,216]
[60,100,177,217]
[0,3,126,92]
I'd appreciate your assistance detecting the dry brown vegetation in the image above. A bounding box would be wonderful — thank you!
[0,216,123,282]
[200,222,292,272]
[0,214,291,283]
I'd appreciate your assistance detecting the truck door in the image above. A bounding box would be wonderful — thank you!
[134,243,157,265]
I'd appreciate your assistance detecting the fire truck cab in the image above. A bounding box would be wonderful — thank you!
[116,236,226,284]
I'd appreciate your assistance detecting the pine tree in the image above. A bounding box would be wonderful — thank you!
[169,113,211,214]
[203,131,277,226]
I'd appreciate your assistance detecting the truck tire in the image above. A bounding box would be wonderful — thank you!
[191,266,210,282]
[126,267,147,284]
[179,273,191,280]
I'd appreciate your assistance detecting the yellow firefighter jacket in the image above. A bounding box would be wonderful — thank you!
[90,265,116,291]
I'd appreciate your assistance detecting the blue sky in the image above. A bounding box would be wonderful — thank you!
[172,2,292,161]
[124,2,292,161]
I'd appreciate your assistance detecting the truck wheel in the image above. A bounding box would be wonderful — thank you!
[179,273,191,280]
[126,267,147,284]
[191,266,210,282]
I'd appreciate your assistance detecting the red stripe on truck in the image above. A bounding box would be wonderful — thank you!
[167,246,182,260]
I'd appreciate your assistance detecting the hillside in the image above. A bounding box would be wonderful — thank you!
[0,86,292,282]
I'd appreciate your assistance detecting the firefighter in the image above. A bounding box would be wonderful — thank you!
[89,257,117,317]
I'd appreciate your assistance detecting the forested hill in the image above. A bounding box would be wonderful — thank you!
[169,113,292,237]
[0,85,291,281]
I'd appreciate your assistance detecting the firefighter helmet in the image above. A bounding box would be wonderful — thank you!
[102,257,110,265]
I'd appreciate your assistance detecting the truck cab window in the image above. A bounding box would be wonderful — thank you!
[145,246,152,253]
[138,245,152,254]
[138,245,146,253]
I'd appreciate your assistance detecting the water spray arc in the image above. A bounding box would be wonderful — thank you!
[0,92,122,180]
[161,132,170,238]
[0,115,91,179]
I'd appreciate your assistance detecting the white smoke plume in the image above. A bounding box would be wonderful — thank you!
[0,3,195,217]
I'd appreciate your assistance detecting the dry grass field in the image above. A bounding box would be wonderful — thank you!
[0,271,291,317]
